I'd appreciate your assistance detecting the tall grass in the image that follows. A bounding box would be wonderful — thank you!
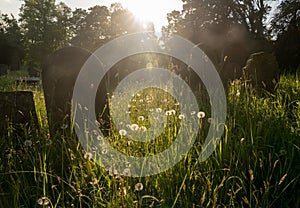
[0,70,299,207]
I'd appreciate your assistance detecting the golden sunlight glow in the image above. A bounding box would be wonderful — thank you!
[124,0,180,29]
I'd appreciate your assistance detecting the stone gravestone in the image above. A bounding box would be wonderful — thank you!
[243,52,279,91]
[0,91,39,138]
[42,46,110,136]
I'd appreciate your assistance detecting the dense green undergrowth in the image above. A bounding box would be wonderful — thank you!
[0,70,299,207]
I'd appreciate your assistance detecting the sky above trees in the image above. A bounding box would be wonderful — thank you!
[0,0,182,31]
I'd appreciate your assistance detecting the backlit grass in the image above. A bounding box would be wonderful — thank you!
[0,70,299,207]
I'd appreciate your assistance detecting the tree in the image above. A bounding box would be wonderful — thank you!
[0,14,24,70]
[70,5,110,51]
[71,4,145,51]
[164,0,274,81]
[19,0,71,66]
[271,0,300,71]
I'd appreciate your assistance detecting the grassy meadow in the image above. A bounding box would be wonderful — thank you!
[0,69,299,207]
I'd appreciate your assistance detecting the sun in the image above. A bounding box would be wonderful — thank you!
[125,0,158,23]
[123,0,181,30]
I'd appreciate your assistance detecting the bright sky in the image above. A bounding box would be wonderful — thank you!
[0,0,183,31]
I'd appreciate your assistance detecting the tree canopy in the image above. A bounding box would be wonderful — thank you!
[0,0,298,71]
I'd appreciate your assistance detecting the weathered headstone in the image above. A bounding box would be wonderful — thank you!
[42,46,110,136]
[0,91,39,138]
[243,52,279,90]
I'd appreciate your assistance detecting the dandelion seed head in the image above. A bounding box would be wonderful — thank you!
[208,118,214,124]
[191,111,196,115]
[165,110,172,116]
[155,108,162,113]
[109,165,118,176]
[257,121,263,126]
[138,116,145,121]
[197,111,205,119]
[77,103,82,110]
[265,114,271,120]
[170,109,176,115]
[37,196,50,206]
[119,129,127,136]
[84,152,93,160]
[130,124,139,131]
[102,149,108,155]
[123,168,131,176]
[139,126,147,132]
[127,140,133,146]
[135,182,144,191]
[46,139,53,146]
[89,178,99,185]
[24,140,32,147]
[60,124,68,130]
[178,114,185,120]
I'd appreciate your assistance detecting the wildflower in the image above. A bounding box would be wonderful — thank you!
[265,114,271,120]
[37,196,50,206]
[134,182,144,191]
[138,116,145,121]
[155,108,162,113]
[84,152,93,160]
[127,140,133,146]
[102,149,108,155]
[169,109,176,115]
[24,140,32,147]
[46,139,53,146]
[197,111,205,119]
[139,126,147,132]
[121,187,128,195]
[95,120,101,127]
[279,149,287,156]
[96,135,103,141]
[7,153,12,159]
[119,129,127,136]
[109,165,118,176]
[130,124,139,131]
[257,121,263,127]
[89,178,99,185]
[165,110,172,116]
[60,124,68,130]
[123,168,131,176]
[178,114,185,120]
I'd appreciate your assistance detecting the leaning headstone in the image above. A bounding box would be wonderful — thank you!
[243,52,279,90]
[0,91,39,138]
[0,64,8,76]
